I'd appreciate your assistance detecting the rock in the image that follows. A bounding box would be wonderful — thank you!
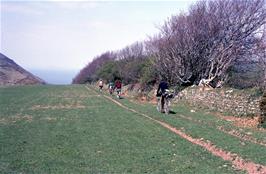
[246,132,252,135]
[226,89,234,93]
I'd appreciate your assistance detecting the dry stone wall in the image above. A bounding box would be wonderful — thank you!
[177,87,261,117]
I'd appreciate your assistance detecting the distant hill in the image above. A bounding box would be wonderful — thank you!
[0,53,45,86]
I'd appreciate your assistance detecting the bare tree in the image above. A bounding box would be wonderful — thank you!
[202,0,266,86]
[146,14,195,86]
[258,27,266,89]
[147,0,266,87]
[115,41,147,84]
[116,42,145,61]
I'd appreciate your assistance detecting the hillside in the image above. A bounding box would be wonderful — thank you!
[0,53,45,86]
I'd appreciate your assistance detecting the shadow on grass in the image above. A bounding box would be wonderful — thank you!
[159,110,177,114]
[169,110,177,114]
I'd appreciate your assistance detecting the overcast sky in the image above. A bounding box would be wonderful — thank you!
[1,0,195,83]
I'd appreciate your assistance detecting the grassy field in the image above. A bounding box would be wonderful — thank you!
[0,85,265,173]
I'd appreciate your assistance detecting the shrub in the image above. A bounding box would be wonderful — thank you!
[96,61,120,82]
[259,92,266,128]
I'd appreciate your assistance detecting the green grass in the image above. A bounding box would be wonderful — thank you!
[0,85,254,173]
[119,94,266,165]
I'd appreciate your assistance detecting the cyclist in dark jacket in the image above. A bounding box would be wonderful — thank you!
[156,80,169,112]
[157,81,168,95]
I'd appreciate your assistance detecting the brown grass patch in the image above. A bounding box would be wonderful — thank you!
[41,117,57,121]
[0,114,33,124]
[30,103,86,110]
[214,113,260,128]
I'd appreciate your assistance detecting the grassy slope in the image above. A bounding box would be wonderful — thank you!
[0,85,244,173]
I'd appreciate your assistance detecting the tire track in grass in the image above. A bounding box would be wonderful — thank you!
[217,126,266,147]
[85,86,266,174]
[85,86,99,95]
[126,98,266,148]
[173,114,266,147]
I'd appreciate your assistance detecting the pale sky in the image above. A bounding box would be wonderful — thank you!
[1,0,196,82]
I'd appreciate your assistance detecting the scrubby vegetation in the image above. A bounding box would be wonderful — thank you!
[260,92,266,128]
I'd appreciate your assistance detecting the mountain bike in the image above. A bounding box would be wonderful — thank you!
[157,89,174,114]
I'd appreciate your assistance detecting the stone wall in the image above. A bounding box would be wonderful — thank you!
[176,86,261,117]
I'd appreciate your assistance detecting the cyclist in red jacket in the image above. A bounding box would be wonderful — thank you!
[115,79,122,99]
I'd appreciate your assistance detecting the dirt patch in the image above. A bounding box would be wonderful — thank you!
[0,114,33,124]
[101,93,266,174]
[214,113,260,128]
[41,117,57,121]
[30,104,86,110]
[40,116,79,122]
[0,118,7,124]
[46,91,100,99]
[135,96,158,104]
[150,97,158,104]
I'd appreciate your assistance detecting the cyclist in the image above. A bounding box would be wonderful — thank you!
[156,80,169,113]
[98,79,103,92]
[114,79,122,99]
[108,81,114,95]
